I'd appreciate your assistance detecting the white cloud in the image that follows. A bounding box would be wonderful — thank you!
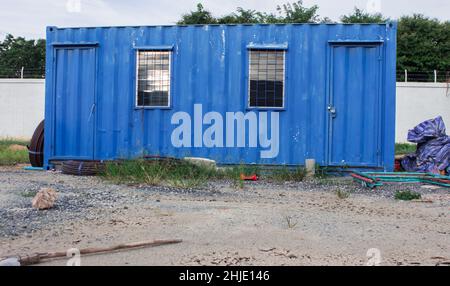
[66,0,82,13]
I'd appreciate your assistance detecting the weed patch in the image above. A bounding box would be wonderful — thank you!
[314,164,329,179]
[336,189,350,199]
[284,216,298,229]
[103,159,323,189]
[20,190,38,198]
[268,167,307,182]
[395,191,421,201]
[102,159,219,188]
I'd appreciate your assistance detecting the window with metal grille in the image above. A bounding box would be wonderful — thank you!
[136,50,171,107]
[248,49,285,108]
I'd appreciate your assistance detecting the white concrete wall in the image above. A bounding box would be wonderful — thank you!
[0,79,45,140]
[396,82,450,143]
[0,79,449,142]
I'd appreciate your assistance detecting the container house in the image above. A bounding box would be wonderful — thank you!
[44,23,397,171]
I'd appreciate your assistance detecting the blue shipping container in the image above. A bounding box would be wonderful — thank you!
[44,23,397,170]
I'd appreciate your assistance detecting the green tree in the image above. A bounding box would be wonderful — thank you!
[275,1,321,23]
[0,34,46,77]
[397,14,450,72]
[341,7,388,23]
[178,1,326,25]
[177,3,217,25]
[217,8,264,24]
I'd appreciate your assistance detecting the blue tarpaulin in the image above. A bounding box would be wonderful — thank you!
[401,116,450,174]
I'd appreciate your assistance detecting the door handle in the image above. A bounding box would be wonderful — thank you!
[328,105,337,118]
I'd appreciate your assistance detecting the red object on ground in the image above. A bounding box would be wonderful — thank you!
[350,173,375,184]
[428,177,450,184]
[394,159,402,172]
[240,174,258,181]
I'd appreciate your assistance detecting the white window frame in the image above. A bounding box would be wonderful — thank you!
[135,49,172,108]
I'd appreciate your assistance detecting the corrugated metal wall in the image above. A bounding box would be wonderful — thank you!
[44,23,397,170]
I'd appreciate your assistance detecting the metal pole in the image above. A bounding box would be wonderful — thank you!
[404,69,408,83]
[20,67,24,79]
[434,70,437,83]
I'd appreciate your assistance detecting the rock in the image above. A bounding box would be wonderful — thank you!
[32,188,58,210]
[0,257,21,266]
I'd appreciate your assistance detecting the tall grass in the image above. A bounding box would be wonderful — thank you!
[102,159,219,188]
[102,160,307,188]
[314,164,329,179]
[0,139,29,166]
[268,166,307,182]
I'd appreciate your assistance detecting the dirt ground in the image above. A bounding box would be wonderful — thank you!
[0,166,449,266]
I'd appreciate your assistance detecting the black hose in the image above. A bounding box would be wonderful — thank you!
[28,120,44,167]
[61,160,105,176]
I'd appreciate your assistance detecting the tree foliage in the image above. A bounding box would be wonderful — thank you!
[0,34,45,77]
[275,1,321,23]
[397,14,450,72]
[341,7,389,23]
[178,1,327,25]
[217,8,266,24]
[177,3,217,25]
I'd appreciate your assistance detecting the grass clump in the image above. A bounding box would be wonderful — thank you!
[102,160,317,189]
[103,160,265,189]
[395,143,416,155]
[268,167,307,182]
[314,164,329,179]
[284,216,298,229]
[0,139,29,166]
[103,159,219,188]
[103,160,314,189]
[21,190,38,198]
[394,190,422,201]
[335,189,350,199]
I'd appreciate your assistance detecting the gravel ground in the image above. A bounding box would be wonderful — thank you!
[0,165,449,266]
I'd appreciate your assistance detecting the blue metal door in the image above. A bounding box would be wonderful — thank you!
[328,44,382,167]
[53,47,96,159]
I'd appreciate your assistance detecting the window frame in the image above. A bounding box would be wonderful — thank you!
[246,45,287,110]
[134,46,173,109]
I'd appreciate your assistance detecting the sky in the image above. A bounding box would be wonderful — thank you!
[0,0,449,39]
